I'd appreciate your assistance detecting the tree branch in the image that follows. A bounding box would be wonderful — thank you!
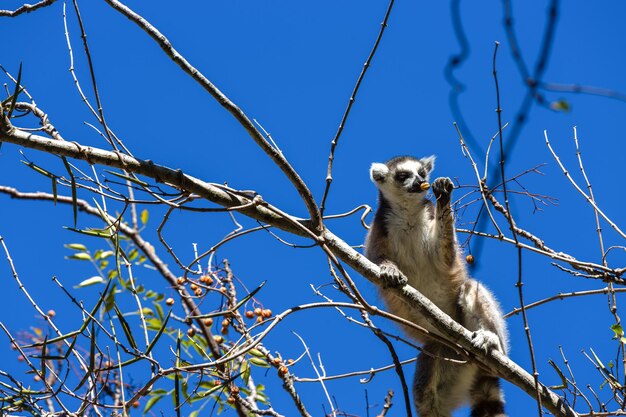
[0,124,578,417]
[100,0,323,232]
[0,0,57,17]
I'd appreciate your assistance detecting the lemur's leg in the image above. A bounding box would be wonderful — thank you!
[458,280,508,355]
[431,177,456,266]
[458,281,508,417]
[414,342,473,417]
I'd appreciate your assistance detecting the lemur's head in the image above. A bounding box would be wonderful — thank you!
[370,155,435,201]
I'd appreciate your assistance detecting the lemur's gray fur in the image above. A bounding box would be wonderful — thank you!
[365,155,508,417]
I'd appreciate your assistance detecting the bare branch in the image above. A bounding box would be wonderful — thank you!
[101,0,322,231]
[0,0,57,17]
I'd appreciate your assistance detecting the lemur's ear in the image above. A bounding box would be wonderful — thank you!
[421,155,436,173]
[370,163,389,183]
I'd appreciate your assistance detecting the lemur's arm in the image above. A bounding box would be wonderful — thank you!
[432,177,456,267]
[365,222,408,287]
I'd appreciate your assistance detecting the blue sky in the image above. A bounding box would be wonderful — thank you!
[1,1,626,416]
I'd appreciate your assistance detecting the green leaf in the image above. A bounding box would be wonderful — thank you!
[153,301,164,321]
[67,253,92,261]
[143,394,165,415]
[249,357,269,368]
[241,359,250,385]
[105,170,149,187]
[611,323,624,338]
[550,99,571,112]
[248,348,265,358]
[174,334,181,417]
[97,250,115,260]
[74,276,105,288]
[104,283,117,313]
[548,359,567,390]
[65,243,87,251]
[74,322,97,391]
[51,178,57,205]
[113,304,138,350]
[146,310,171,354]
[65,227,112,238]
[6,62,22,120]
[61,156,78,227]
[21,160,55,178]
[141,209,149,225]
[150,389,169,396]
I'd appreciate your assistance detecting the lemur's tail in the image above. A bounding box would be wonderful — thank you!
[470,374,506,417]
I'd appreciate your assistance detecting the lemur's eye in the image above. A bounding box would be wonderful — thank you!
[418,168,426,177]
[395,171,410,182]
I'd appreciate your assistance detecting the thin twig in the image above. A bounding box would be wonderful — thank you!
[544,130,626,240]
[319,0,395,216]
[493,41,543,416]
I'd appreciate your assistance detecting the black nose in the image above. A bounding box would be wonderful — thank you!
[408,180,424,193]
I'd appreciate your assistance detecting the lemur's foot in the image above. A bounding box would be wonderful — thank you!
[471,329,504,354]
[432,177,454,205]
[379,263,408,288]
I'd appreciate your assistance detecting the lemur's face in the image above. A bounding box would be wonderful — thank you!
[370,156,435,200]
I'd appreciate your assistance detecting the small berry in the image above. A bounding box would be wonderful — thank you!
[227,396,235,404]
[221,326,229,335]
[272,357,282,365]
[466,254,475,265]
[222,319,230,327]
[203,318,214,326]
[34,375,41,382]
[187,328,196,337]
[190,283,198,291]
[278,366,288,376]
[254,307,263,316]
[214,335,224,344]
[165,298,175,306]
[287,358,295,365]
[132,401,140,408]
[46,309,56,318]
[262,309,272,318]
[245,310,255,319]
[200,275,214,285]
[231,386,240,395]
[194,288,203,297]
[177,277,185,285]
[256,316,264,323]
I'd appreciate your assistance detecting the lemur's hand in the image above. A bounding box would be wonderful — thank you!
[379,262,408,288]
[432,177,454,206]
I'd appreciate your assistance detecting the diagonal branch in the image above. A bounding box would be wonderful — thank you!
[101,0,322,232]
[0,0,58,17]
[0,123,578,417]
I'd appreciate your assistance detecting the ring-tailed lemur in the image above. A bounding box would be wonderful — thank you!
[365,155,508,417]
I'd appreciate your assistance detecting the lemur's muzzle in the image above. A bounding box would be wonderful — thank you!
[408,180,426,193]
